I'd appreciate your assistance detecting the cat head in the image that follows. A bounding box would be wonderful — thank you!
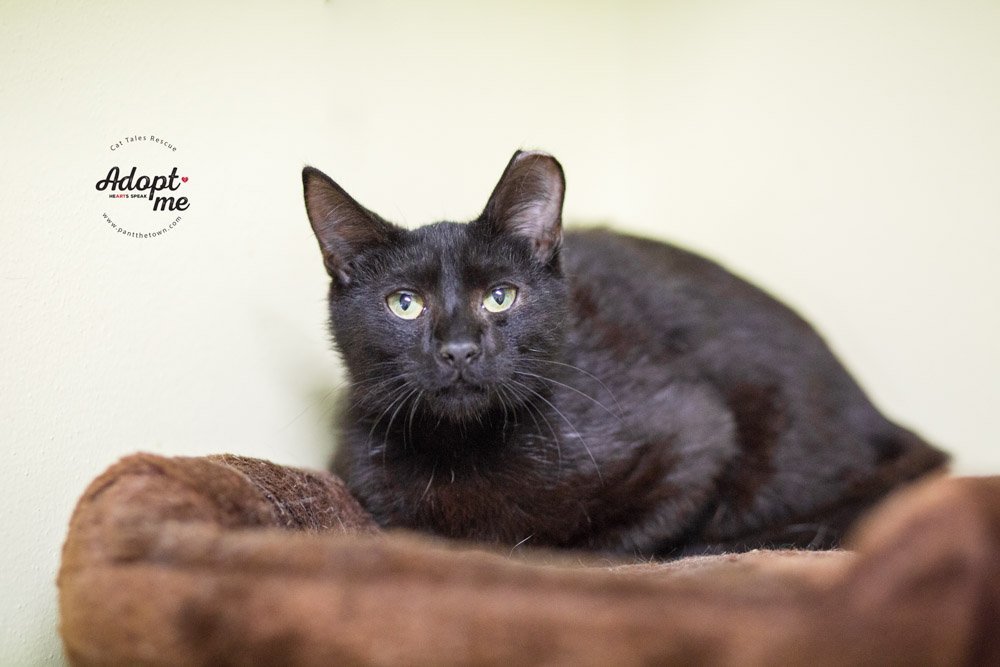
[303,150,569,423]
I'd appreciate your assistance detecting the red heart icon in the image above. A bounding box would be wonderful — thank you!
[181,176,189,183]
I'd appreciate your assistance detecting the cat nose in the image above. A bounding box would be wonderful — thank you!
[438,341,481,368]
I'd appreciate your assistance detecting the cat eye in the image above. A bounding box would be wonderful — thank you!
[482,285,518,313]
[386,290,425,320]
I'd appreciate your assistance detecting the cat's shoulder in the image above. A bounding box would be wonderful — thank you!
[562,227,742,287]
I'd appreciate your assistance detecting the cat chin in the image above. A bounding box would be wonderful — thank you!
[424,385,497,422]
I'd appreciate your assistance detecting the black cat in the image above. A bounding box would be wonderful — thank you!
[302,150,947,558]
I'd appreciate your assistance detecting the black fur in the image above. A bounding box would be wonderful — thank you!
[302,150,947,558]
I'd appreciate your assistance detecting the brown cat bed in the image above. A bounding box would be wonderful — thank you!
[59,454,1000,665]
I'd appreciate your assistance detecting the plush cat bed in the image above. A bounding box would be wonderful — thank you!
[58,453,1000,665]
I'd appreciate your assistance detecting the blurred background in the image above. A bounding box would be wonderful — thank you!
[2,0,998,662]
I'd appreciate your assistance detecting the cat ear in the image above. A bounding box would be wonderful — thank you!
[482,150,565,265]
[302,166,399,285]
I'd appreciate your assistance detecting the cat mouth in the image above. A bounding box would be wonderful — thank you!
[434,380,488,399]
[428,380,493,419]
[434,369,488,392]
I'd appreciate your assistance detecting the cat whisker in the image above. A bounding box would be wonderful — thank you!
[521,354,625,415]
[491,385,510,439]
[510,533,535,556]
[512,384,563,471]
[405,390,423,451]
[277,371,404,438]
[509,379,598,479]
[499,383,562,456]
[273,372,362,434]
[513,369,625,426]
[380,386,422,460]
[273,386,336,434]
[365,381,415,461]
[419,465,437,503]
[350,372,410,401]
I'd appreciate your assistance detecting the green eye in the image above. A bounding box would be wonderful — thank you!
[386,290,425,320]
[483,285,517,313]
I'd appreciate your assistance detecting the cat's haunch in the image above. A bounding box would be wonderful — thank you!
[302,150,947,558]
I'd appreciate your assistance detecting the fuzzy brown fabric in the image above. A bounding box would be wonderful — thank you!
[58,454,1000,666]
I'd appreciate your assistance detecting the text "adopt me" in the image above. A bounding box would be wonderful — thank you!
[95,166,189,211]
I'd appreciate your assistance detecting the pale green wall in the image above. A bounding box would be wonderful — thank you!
[2,0,999,663]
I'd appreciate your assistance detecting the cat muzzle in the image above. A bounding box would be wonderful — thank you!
[438,341,481,370]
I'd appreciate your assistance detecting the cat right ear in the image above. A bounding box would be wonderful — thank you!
[482,150,565,266]
[302,166,399,286]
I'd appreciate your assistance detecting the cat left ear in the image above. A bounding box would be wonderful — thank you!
[302,166,399,286]
[482,150,565,265]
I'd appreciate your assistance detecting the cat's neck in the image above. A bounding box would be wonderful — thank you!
[349,395,552,469]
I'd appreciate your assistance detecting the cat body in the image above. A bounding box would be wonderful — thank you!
[303,151,946,558]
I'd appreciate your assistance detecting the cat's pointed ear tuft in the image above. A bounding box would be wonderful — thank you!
[302,166,399,286]
[482,150,565,265]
